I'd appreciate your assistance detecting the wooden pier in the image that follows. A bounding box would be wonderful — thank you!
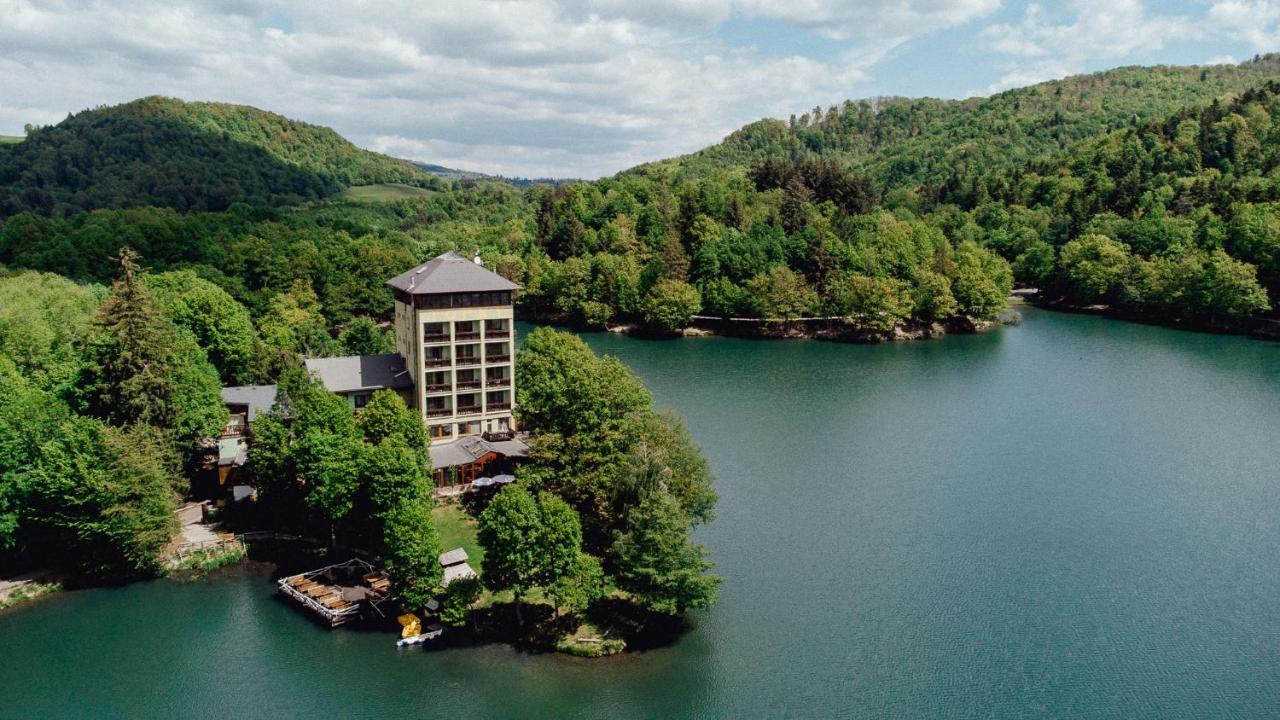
[277,558,393,627]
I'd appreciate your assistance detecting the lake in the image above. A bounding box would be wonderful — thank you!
[3,307,1279,719]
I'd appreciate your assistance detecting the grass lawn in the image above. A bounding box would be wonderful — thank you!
[0,136,22,145]
[340,183,435,201]
[432,502,484,572]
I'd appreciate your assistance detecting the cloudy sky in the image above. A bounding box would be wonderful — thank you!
[2,1,1278,178]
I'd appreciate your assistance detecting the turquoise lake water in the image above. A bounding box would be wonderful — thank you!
[3,307,1279,718]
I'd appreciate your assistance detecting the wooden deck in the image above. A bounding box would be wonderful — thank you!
[277,559,392,627]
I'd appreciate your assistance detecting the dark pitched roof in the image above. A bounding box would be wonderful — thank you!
[303,354,414,394]
[428,435,530,469]
[220,384,278,422]
[386,251,521,295]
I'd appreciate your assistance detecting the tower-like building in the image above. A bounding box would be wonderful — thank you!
[387,252,520,444]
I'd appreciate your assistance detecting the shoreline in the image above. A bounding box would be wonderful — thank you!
[1025,295,1280,341]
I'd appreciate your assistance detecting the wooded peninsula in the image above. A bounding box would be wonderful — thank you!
[3,55,1280,648]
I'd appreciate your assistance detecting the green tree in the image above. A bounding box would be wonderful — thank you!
[536,491,584,585]
[641,278,701,334]
[950,242,1013,319]
[1012,240,1056,287]
[0,271,102,392]
[146,269,256,384]
[339,316,394,356]
[827,274,913,331]
[5,367,179,579]
[382,500,442,610]
[478,484,545,625]
[356,390,427,452]
[743,266,818,321]
[1227,202,1280,296]
[1058,234,1133,304]
[77,250,227,464]
[911,270,959,323]
[547,553,604,619]
[439,575,483,628]
[78,249,182,429]
[611,489,721,616]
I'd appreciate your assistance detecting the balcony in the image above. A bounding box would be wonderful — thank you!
[221,414,248,438]
[455,379,482,390]
[456,405,482,416]
[455,356,482,367]
[454,330,481,341]
[425,357,451,368]
[484,329,510,339]
[485,354,511,364]
[485,377,510,388]
[426,407,453,418]
[423,333,450,343]
[425,383,452,394]
[486,402,512,411]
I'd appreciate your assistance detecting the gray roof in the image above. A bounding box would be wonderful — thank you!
[441,562,478,587]
[439,548,469,567]
[220,384,278,422]
[304,354,414,394]
[386,251,521,295]
[428,435,530,469]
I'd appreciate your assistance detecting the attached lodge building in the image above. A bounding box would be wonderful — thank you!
[217,252,529,492]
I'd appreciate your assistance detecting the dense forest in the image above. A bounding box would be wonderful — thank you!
[0,97,441,217]
[3,58,1279,342]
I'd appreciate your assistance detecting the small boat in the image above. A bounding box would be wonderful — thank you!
[396,613,444,646]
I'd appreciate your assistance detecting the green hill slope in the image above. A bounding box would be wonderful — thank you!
[632,55,1280,198]
[0,97,439,217]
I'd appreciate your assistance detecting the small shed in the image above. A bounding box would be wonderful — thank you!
[439,548,469,567]
[441,563,478,587]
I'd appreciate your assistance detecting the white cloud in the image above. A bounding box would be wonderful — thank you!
[735,0,1001,41]
[1207,1,1280,51]
[974,0,1198,95]
[0,0,995,178]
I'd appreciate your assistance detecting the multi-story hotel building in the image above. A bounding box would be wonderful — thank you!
[386,251,520,444]
[219,252,527,494]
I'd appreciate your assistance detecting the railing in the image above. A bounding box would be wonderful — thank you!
[454,330,481,340]
[423,333,449,343]
[456,380,481,390]
[425,358,451,368]
[426,408,453,418]
[484,329,510,338]
[456,356,482,367]
[485,354,511,364]
[425,383,452,393]
[456,405,482,415]
[486,402,512,411]
[486,378,510,388]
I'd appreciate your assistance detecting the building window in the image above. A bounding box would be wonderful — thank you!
[457,420,481,436]
[352,392,371,409]
[429,423,453,440]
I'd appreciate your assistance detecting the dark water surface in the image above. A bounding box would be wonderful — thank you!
[4,308,1280,719]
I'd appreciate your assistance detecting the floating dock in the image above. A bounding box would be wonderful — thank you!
[278,558,393,627]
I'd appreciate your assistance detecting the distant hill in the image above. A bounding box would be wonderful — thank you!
[0,136,21,145]
[411,161,577,189]
[0,97,440,217]
[630,55,1280,199]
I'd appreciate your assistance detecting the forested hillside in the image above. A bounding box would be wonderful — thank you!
[3,58,1280,349]
[0,97,440,217]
